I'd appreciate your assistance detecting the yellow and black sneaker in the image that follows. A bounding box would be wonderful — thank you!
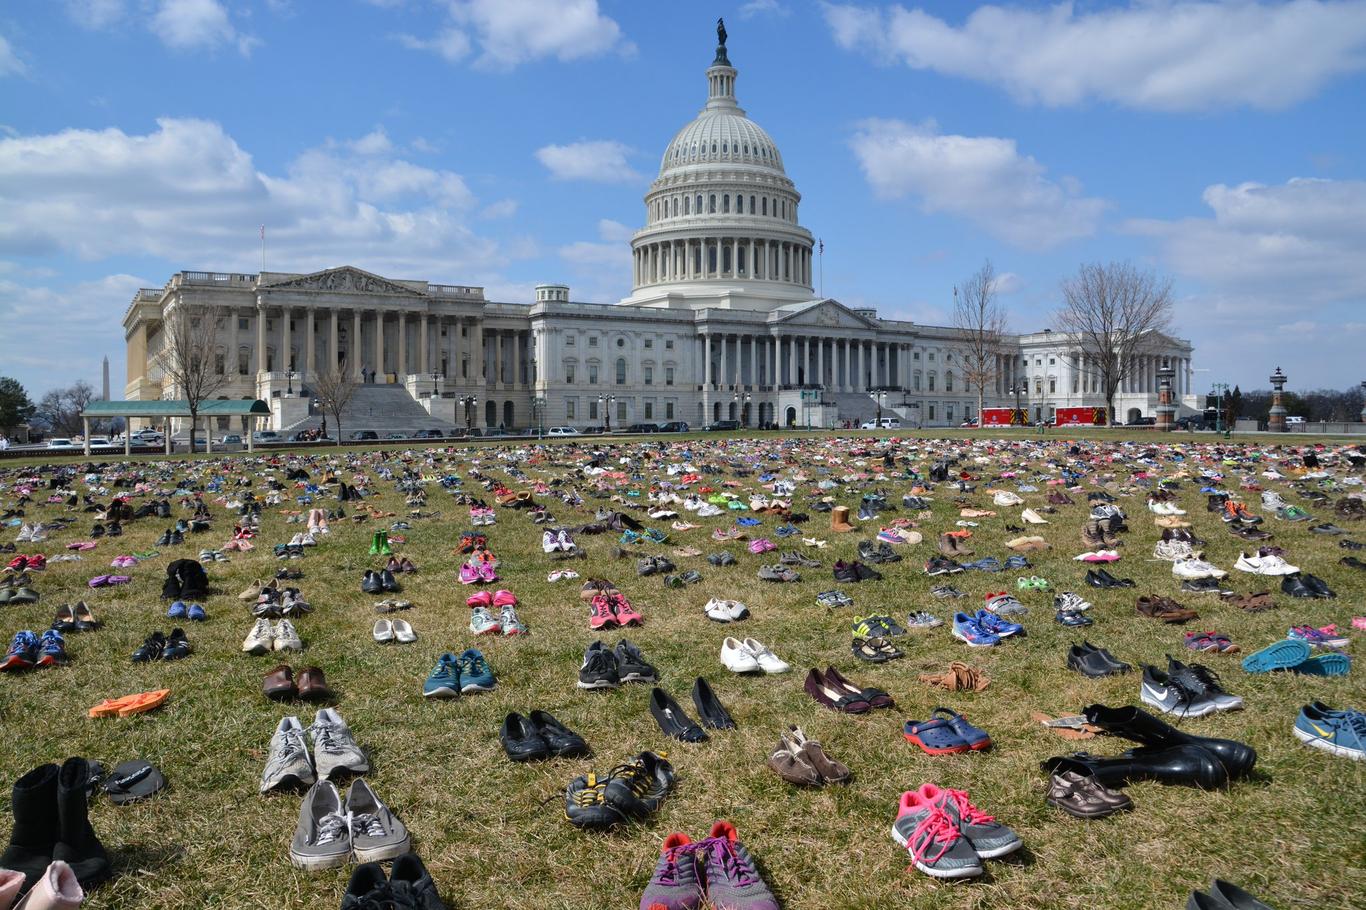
[602,751,675,819]
[564,772,623,830]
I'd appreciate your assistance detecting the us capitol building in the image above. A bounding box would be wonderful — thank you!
[122,25,1197,435]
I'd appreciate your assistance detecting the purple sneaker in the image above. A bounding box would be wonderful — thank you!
[697,822,779,910]
[640,833,701,910]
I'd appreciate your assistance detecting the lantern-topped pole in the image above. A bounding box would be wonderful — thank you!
[1268,367,1288,433]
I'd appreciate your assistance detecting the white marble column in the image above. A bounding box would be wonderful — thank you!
[397,313,407,378]
[352,310,362,379]
[328,309,339,375]
[815,338,824,387]
[419,316,428,375]
[226,307,238,378]
[281,307,292,373]
[374,312,384,378]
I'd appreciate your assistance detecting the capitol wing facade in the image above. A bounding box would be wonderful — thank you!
[122,32,1195,435]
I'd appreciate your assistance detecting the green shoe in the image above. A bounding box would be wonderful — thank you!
[368,532,381,556]
[377,531,392,556]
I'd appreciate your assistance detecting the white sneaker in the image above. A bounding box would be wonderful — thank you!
[1172,557,1227,580]
[242,617,275,654]
[1234,551,1299,575]
[720,636,760,672]
[15,524,32,542]
[541,531,558,554]
[1153,539,1196,561]
[705,598,749,622]
[993,491,1023,506]
[300,531,318,546]
[372,619,395,643]
[289,533,304,546]
[697,503,723,518]
[742,638,790,674]
[391,619,416,643]
[1021,508,1048,524]
[274,619,304,651]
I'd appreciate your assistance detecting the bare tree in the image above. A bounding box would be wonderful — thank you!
[1055,262,1174,425]
[152,305,229,453]
[313,362,357,446]
[952,260,1009,426]
[35,381,97,437]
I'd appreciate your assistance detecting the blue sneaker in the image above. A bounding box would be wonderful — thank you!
[422,653,461,698]
[1,631,39,671]
[457,648,497,692]
[736,517,762,527]
[645,528,669,543]
[187,603,207,622]
[619,530,643,545]
[774,524,799,538]
[951,613,999,648]
[37,630,68,667]
[1294,704,1366,760]
[167,600,187,619]
[929,707,992,750]
[975,609,1023,638]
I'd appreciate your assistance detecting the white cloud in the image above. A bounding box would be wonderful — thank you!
[824,1,1366,111]
[150,0,259,56]
[0,33,26,77]
[595,219,633,243]
[347,128,394,156]
[65,0,126,29]
[741,0,789,18]
[480,198,519,219]
[559,219,631,273]
[398,0,633,69]
[989,271,1022,295]
[535,140,641,183]
[1127,177,1366,387]
[850,118,1106,250]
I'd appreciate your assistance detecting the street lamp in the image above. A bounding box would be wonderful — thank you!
[533,396,547,438]
[733,391,752,426]
[285,370,298,396]
[429,372,440,399]
[1210,383,1229,434]
[1009,382,1026,425]
[599,394,616,432]
[312,397,327,439]
[460,395,477,429]
[874,389,887,425]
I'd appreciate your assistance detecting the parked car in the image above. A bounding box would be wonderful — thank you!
[350,430,379,441]
[46,438,77,449]
[959,418,979,428]
[385,432,407,440]
[411,429,446,439]
[467,428,507,438]
[580,425,606,435]
[131,429,164,444]
[860,417,902,430]
[546,426,580,436]
[658,421,690,433]
[704,419,741,431]
[252,430,281,443]
[1174,417,1205,431]
[219,434,244,445]
[623,423,659,434]
[1285,416,1306,426]
[1125,416,1156,426]
[85,437,116,450]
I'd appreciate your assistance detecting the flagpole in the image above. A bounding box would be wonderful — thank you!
[818,239,824,298]
[260,225,266,272]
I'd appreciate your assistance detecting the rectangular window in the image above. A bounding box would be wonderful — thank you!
[928,375,936,392]
[588,337,598,347]
[665,339,674,350]
[665,367,674,386]
[589,401,598,419]
[617,401,627,421]
[238,318,248,331]
[644,339,653,349]
[565,364,576,384]
[214,353,225,375]
[565,399,576,420]
[644,402,653,419]
[1072,376,1078,393]
[565,335,574,346]
[588,365,598,384]
[913,352,920,360]
[1035,380,1043,395]
[644,366,653,385]
[666,402,675,419]
[929,405,936,421]
[947,405,955,423]
[1049,379,1057,393]
[913,374,921,391]
[1049,357,1056,365]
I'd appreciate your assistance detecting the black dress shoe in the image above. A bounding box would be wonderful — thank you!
[528,710,589,758]
[690,677,736,730]
[499,712,550,762]
[131,631,166,662]
[380,569,401,593]
[649,687,708,743]
[1281,573,1316,598]
[1042,744,1229,790]
[1083,704,1255,779]
[1096,568,1135,588]
[1301,573,1336,598]
[361,571,383,594]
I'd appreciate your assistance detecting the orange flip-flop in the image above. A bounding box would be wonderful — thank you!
[88,689,170,718]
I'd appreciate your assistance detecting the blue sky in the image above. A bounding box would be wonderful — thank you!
[2,0,1365,399]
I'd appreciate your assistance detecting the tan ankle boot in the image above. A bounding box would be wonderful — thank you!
[830,506,853,533]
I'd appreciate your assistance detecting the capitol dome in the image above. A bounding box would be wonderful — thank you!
[623,29,816,310]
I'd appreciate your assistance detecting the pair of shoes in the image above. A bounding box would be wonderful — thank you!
[1242,639,1350,676]
[1188,879,1275,910]
[1293,702,1365,761]
[891,783,1021,879]
[342,853,444,909]
[1142,657,1243,717]
[851,636,903,662]
[1281,572,1336,598]
[720,637,789,673]
[499,711,589,761]
[1184,631,1239,653]
[49,603,98,635]
[706,551,737,567]
[648,686,715,743]
[367,530,393,556]
[577,640,656,689]
[1136,595,1198,623]
[361,569,400,594]
[1046,770,1132,818]
[1085,567,1134,588]
[804,666,893,713]
[852,614,907,638]
[372,619,416,643]
[263,665,333,701]
[0,758,110,894]
[242,618,302,654]
[469,604,529,636]
[1,630,68,671]
[588,592,643,629]
[640,821,779,910]
[1067,642,1131,677]
[952,612,1015,647]
[904,708,991,754]
[260,710,368,791]
[132,629,192,662]
[421,650,496,697]
[165,600,207,622]
[768,725,849,786]
[564,751,673,831]
[290,778,409,870]
[703,598,748,622]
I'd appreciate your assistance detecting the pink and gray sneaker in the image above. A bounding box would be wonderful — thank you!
[612,595,644,627]
[697,822,779,910]
[891,791,984,879]
[640,833,701,910]
[589,596,617,631]
[917,783,1022,858]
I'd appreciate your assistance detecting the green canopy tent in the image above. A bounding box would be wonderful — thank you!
[79,399,272,455]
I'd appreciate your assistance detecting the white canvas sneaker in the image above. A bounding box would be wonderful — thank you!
[1172,557,1227,580]
[743,638,790,674]
[720,636,760,672]
[274,619,304,651]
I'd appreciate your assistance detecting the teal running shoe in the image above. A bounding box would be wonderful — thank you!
[457,649,496,692]
[422,653,461,698]
[1294,704,1365,760]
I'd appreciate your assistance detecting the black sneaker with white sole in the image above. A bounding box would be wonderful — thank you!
[1140,665,1218,718]
[614,639,658,683]
[577,641,619,689]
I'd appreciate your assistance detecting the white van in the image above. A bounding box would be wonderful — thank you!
[859,417,902,430]
[547,426,580,436]
[1285,416,1306,427]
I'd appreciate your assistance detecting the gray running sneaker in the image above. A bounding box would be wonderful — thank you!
[920,783,1022,858]
[907,612,943,629]
[1140,665,1218,718]
[260,715,315,793]
[697,822,779,910]
[892,793,983,879]
[289,780,351,870]
[500,604,529,636]
[309,708,369,780]
[345,778,410,862]
[639,832,703,910]
[469,606,501,635]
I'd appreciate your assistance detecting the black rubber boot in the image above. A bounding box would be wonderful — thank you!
[0,763,61,891]
[52,757,111,888]
[1042,744,1230,790]
[1084,704,1257,779]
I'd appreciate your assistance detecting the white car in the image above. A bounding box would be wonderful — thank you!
[86,437,117,450]
[46,438,77,449]
[859,417,902,430]
[546,426,580,436]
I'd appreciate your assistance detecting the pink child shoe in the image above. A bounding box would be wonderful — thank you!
[465,590,492,607]
[458,564,479,585]
[493,589,517,607]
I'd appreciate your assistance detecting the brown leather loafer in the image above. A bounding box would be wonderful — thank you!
[1135,595,1197,623]
[296,666,334,701]
[263,664,297,700]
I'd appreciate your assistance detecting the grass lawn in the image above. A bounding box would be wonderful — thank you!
[2,431,1363,909]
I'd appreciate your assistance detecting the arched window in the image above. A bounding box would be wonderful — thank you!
[684,196,691,215]
[710,142,717,155]
[928,373,937,392]
[671,197,678,217]
[238,346,250,375]
[749,195,756,213]
[696,194,703,213]
[616,358,627,384]
[721,142,727,154]
[762,198,768,216]
[709,194,716,213]
[485,401,496,427]
[736,195,743,214]
[722,195,730,213]
[781,200,787,219]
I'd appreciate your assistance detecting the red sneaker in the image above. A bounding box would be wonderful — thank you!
[612,594,644,627]
[589,595,617,631]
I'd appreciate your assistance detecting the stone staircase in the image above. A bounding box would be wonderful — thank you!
[824,391,884,424]
[280,385,462,437]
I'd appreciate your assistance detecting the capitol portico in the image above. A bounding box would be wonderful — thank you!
[123,26,1197,435]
